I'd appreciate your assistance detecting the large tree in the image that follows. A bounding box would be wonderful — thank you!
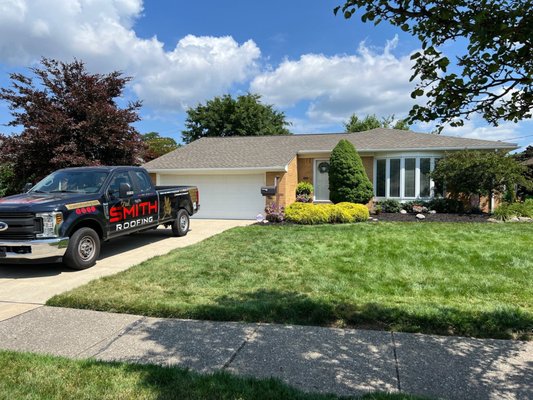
[0,58,143,193]
[141,132,179,162]
[431,150,530,209]
[344,113,410,132]
[182,93,291,144]
[336,1,532,131]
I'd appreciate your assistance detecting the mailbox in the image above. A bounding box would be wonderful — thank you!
[260,186,277,196]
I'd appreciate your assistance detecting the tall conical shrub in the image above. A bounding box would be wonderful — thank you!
[329,139,374,204]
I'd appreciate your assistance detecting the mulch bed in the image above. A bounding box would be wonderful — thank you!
[372,212,490,223]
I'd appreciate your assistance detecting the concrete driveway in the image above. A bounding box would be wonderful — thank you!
[0,219,252,321]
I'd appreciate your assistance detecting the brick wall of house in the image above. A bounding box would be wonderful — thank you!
[361,156,374,182]
[285,157,299,205]
[265,157,298,207]
[297,158,313,183]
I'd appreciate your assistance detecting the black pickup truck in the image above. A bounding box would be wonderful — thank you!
[0,166,199,269]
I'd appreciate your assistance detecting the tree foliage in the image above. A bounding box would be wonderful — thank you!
[329,139,374,204]
[514,145,533,199]
[336,1,533,130]
[0,58,143,194]
[182,93,291,144]
[141,132,179,162]
[431,150,530,201]
[514,145,533,163]
[344,113,410,132]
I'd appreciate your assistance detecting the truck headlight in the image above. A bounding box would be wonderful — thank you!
[36,212,63,238]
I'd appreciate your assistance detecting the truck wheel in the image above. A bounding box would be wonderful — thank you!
[172,209,190,237]
[63,227,101,270]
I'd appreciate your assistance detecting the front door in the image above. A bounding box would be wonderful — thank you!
[314,160,330,201]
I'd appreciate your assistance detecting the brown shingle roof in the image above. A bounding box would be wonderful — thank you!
[144,128,517,171]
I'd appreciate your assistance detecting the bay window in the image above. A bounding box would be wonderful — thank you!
[374,155,442,199]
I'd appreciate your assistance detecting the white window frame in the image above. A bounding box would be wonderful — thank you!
[373,153,443,201]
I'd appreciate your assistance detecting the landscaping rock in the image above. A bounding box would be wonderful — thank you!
[509,217,520,222]
[416,214,425,220]
[487,218,503,223]
[428,210,437,214]
[412,205,424,213]
[518,217,533,222]
[400,209,407,214]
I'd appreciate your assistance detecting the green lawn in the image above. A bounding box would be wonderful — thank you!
[48,223,533,339]
[0,351,420,400]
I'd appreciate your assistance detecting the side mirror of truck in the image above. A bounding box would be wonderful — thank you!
[23,182,33,193]
[119,182,133,198]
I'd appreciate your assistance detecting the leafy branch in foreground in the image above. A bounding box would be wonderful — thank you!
[335,1,532,131]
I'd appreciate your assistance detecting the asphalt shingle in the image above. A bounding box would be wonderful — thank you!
[144,128,517,170]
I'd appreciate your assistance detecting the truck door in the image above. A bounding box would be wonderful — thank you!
[131,169,160,225]
[105,171,137,238]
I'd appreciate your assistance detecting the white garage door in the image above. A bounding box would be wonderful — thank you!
[158,174,266,219]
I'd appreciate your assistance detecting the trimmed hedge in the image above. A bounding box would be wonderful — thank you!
[336,202,370,222]
[285,202,369,225]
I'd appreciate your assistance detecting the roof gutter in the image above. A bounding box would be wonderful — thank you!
[297,144,518,154]
[146,166,288,174]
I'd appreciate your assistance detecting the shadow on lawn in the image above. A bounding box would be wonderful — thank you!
[187,289,532,340]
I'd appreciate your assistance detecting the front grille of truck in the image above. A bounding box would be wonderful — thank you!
[0,213,41,241]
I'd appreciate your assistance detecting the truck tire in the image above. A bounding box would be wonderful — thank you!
[172,209,189,237]
[63,227,101,270]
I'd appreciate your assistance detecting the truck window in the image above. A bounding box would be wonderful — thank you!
[134,171,154,194]
[31,171,109,194]
[107,172,135,197]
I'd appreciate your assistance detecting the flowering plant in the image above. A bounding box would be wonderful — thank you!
[265,203,285,222]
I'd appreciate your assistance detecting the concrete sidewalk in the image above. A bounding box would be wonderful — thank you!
[0,306,531,399]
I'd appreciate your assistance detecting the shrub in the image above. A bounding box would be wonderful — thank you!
[329,139,373,204]
[402,200,429,213]
[285,203,330,225]
[336,202,370,222]
[296,181,313,196]
[285,202,369,224]
[493,201,533,221]
[428,198,464,213]
[264,203,284,223]
[377,199,402,213]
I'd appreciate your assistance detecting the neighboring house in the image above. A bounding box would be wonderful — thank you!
[144,128,517,219]
[523,158,533,166]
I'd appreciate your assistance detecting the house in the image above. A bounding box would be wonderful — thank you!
[144,128,517,219]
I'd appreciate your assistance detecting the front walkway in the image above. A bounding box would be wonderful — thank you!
[0,306,531,400]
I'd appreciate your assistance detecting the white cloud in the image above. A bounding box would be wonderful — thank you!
[0,0,260,111]
[415,117,533,151]
[250,36,418,124]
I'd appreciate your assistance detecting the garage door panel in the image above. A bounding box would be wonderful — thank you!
[159,174,265,219]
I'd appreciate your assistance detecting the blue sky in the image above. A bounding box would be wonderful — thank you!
[0,0,531,150]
